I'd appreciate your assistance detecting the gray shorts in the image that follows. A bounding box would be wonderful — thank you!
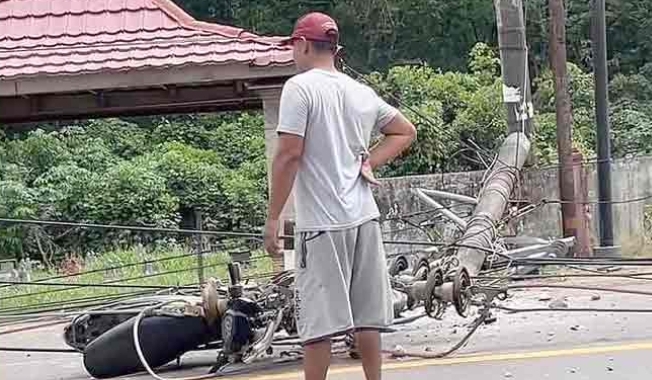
[292,219,394,345]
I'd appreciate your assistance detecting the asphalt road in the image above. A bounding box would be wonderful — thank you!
[2,277,652,380]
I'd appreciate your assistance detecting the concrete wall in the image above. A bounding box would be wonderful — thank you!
[374,155,652,255]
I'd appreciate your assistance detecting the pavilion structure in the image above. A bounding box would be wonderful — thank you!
[0,0,297,255]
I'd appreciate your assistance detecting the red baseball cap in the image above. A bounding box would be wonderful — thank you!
[280,12,339,46]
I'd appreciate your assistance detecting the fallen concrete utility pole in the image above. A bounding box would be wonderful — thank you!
[407,134,532,316]
[455,132,531,276]
[407,0,536,317]
[453,0,535,276]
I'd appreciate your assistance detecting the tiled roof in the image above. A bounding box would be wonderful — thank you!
[0,0,293,80]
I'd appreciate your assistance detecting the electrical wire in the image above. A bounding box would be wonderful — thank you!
[474,271,652,281]
[0,215,526,252]
[506,283,652,296]
[0,218,268,239]
[0,288,157,314]
[539,194,652,205]
[0,308,155,320]
[0,238,253,290]
[509,258,652,267]
[495,305,652,313]
[0,261,229,302]
[0,347,79,353]
[0,251,199,289]
[0,281,204,320]
[0,320,70,336]
[0,279,189,293]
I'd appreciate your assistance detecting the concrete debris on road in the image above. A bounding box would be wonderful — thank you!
[591,294,601,301]
[538,294,552,302]
[549,297,569,309]
[391,345,406,355]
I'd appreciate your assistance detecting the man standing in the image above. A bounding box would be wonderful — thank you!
[263,12,416,380]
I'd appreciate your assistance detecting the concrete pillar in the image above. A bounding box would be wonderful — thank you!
[261,89,295,270]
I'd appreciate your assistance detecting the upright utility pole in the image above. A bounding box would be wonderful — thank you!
[549,0,578,247]
[591,0,617,255]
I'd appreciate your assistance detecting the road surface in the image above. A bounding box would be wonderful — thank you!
[2,276,652,379]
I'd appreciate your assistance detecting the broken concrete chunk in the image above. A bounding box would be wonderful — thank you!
[591,294,601,301]
[549,298,569,309]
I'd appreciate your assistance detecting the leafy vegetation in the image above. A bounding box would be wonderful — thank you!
[0,113,268,263]
[363,45,651,177]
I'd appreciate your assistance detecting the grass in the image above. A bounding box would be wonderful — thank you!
[0,244,275,313]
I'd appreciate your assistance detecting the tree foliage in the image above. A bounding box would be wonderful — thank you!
[365,43,652,176]
[173,0,652,77]
[0,113,268,262]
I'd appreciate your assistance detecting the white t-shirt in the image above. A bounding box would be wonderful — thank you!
[276,68,399,232]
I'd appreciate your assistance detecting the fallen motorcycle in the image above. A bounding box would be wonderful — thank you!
[64,262,297,378]
[64,261,414,379]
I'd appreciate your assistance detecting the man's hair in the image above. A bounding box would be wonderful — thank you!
[310,40,337,54]
[309,29,339,54]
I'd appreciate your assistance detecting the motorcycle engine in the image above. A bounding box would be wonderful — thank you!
[219,263,264,358]
[221,297,263,356]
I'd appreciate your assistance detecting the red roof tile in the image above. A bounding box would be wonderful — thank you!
[0,0,293,80]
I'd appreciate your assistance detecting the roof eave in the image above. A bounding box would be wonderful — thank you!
[0,61,297,97]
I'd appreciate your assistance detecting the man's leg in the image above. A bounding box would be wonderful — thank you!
[294,230,356,380]
[349,220,394,380]
[303,339,332,380]
[355,329,382,380]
